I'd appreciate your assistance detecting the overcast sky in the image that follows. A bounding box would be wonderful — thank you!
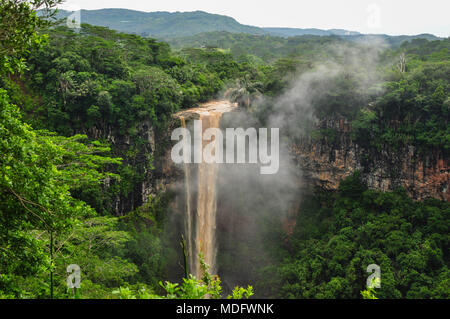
[59,0,450,37]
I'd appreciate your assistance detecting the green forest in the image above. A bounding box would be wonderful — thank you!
[0,0,448,299]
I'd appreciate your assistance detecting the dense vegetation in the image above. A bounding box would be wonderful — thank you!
[274,172,449,298]
[1,0,448,299]
[0,1,257,298]
[170,31,442,62]
[7,23,265,216]
[51,9,266,39]
[170,32,346,62]
[352,39,450,155]
[22,24,224,131]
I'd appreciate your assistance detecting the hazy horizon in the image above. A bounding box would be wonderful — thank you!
[58,0,449,37]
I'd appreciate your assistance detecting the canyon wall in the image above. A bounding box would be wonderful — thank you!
[90,108,448,216]
[85,118,180,215]
[291,117,449,201]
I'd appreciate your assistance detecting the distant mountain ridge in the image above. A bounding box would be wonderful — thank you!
[263,27,361,37]
[50,8,442,44]
[52,9,266,38]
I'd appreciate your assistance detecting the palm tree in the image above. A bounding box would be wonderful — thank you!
[227,75,263,109]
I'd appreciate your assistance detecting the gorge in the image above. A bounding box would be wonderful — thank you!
[1,6,448,298]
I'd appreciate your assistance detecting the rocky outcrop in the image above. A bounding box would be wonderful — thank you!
[292,118,449,201]
[81,117,179,215]
[87,105,447,216]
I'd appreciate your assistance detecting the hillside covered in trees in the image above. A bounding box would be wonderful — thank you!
[50,9,266,38]
[0,0,449,299]
[51,8,442,44]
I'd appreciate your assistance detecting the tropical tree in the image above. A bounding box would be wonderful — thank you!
[228,74,263,109]
[0,0,62,74]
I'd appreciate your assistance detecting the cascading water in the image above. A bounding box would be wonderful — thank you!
[193,113,219,277]
[177,101,236,279]
[180,116,194,271]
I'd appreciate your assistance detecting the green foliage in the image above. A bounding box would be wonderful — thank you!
[1,0,448,301]
[0,2,142,298]
[361,287,378,299]
[275,173,449,299]
[352,40,450,155]
[11,24,240,214]
[40,132,121,185]
[171,32,346,62]
[227,286,254,299]
[311,128,339,144]
[132,67,182,126]
[51,9,266,39]
[113,255,254,299]
[0,0,62,74]
[0,88,95,296]
[14,23,271,216]
[117,192,175,289]
[228,74,263,109]
[24,24,238,133]
[50,216,138,298]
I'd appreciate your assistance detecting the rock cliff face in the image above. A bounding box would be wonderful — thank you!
[145,113,449,212]
[83,118,179,215]
[92,109,448,216]
[139,108,208,210]
[85,107,208,215]
[291,118,449,201]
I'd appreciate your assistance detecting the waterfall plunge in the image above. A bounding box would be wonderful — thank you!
[178,101,236,279]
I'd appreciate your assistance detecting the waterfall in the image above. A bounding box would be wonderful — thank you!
[180,116,194,271]
[177,101,236,279]
[194,113,220,277]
